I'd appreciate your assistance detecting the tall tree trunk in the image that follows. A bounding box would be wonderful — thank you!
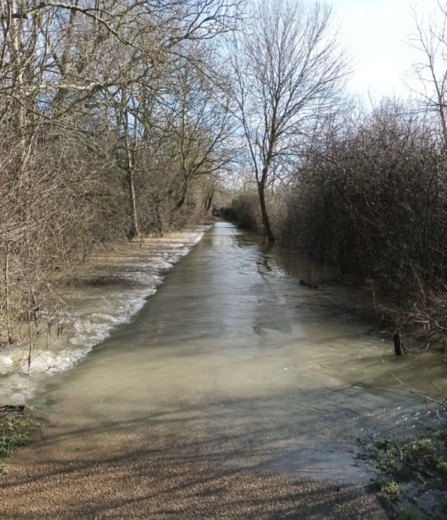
[169,175,189,228]
[126,166,140,239]
[123,108,140,239]
[175,175,190,211]
[204,188,214,212]
[258,171,275,242]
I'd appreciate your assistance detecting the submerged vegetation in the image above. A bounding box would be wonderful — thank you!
[369,426,447,519]
[225,99,447,337]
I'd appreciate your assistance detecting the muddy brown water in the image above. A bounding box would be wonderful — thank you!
[0,222,446,518]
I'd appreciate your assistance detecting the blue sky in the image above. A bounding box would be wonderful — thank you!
[325,0,441,99]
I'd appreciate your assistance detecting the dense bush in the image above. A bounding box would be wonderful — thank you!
[221,190,263,231]
[223,101,447,332]
[279,102,447,330]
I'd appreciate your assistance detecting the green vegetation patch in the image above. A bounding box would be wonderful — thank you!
[0,413,39,473]
[377,480,402,502]
[394,506,422,520]
[372,428,447,488]
[369,425,447,519]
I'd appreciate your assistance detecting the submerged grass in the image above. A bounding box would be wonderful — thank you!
[369,425,447,519]
[394,506,422,520]
[0,413,39,473]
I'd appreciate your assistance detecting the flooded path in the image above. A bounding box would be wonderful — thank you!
[1,223,445,519]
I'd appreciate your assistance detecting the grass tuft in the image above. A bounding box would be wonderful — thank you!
[377,480,402,502]
[0,415,39,472]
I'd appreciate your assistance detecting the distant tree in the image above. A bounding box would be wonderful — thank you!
[229,0,351,241]
[162,51,235,226]
[409,2,447,145]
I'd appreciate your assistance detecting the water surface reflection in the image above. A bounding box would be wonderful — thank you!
[29,223,446,481]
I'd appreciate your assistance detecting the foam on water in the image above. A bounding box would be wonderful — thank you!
[0,227,209,401]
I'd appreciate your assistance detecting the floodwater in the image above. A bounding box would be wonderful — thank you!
[3,223,447,482]
[0,228,208,400]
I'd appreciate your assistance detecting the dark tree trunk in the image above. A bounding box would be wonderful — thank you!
[170,176,189,227]
[126,167,140,239]
[204,189,214,212]
[257,178,275,242]
[174,179,189,212]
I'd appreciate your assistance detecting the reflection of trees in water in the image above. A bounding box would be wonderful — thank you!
[257,242,338,283]
[256,254,273,275]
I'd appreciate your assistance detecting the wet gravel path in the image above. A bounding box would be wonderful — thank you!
[0,418,389,520]
[1,451,388,519]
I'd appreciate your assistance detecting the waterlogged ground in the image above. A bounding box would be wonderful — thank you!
[0,227,209,401]
[0,223,446,519]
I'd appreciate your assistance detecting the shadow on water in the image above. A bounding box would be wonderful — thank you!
[2,428,384,519]
[1,223,444,518]
[2,393,388,518]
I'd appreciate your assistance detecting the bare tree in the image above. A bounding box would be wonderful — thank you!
[162,51,235,226]
[0,0,245,354]
[409,2,447,146]
[229,0,351,241]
